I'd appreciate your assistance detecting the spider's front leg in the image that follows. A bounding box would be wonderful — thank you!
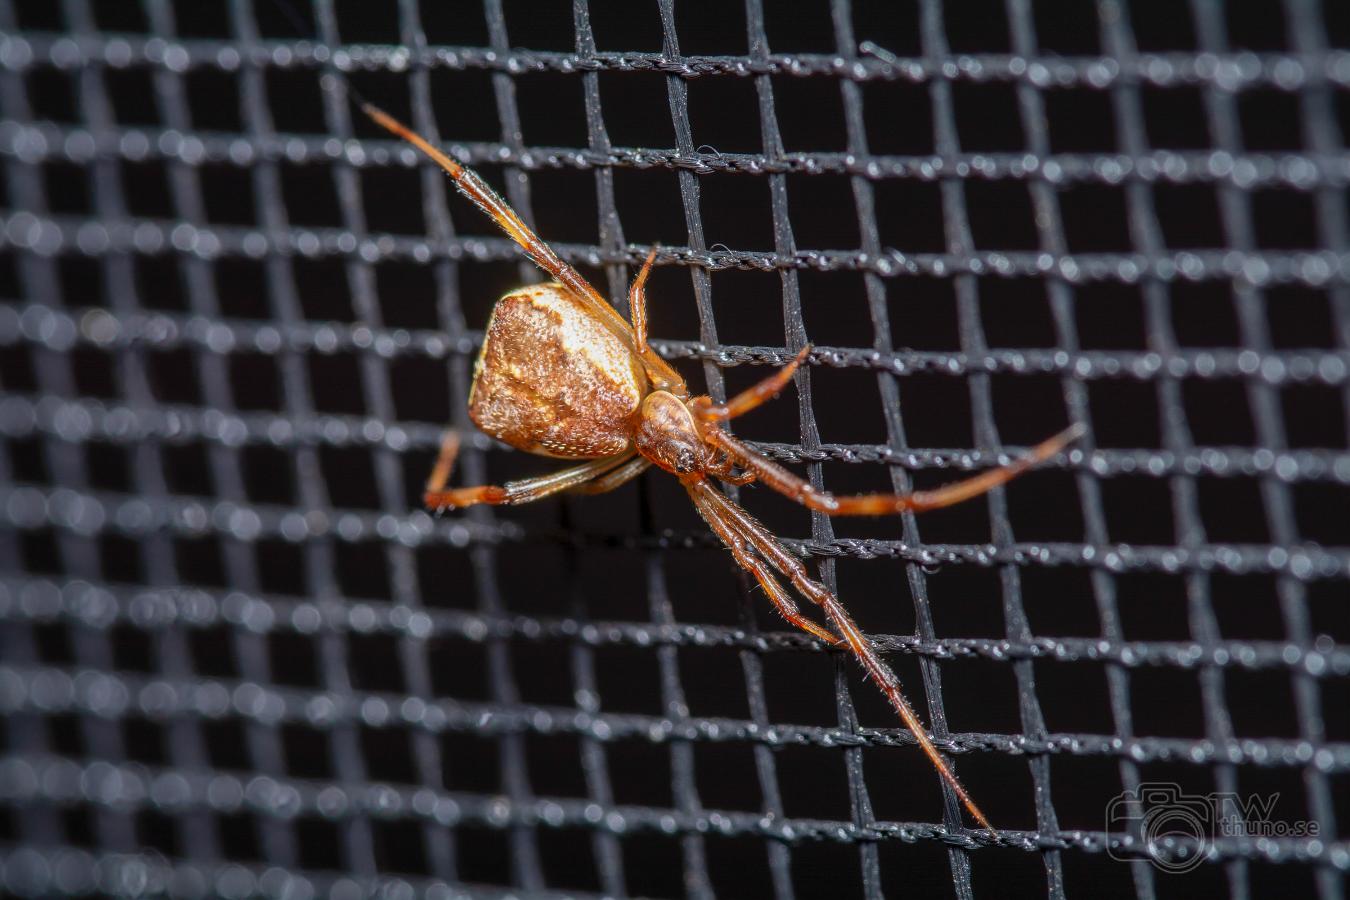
[689,477,996,835]
[688,476,840,646]
[422,431,635,509]
[683,346,1082,516]
[701,421,1084,516]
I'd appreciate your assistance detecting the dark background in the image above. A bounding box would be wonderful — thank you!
[0,1,1348,898]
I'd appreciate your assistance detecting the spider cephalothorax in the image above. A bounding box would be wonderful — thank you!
[634,391,707,475]
[363,102,1081,835]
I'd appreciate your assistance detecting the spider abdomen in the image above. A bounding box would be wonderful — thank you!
[469,283,648,459]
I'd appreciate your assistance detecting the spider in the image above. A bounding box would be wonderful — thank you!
[362,102,1082,835]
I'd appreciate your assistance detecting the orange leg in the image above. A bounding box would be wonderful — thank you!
[424,430,465,502]
[688,479,840,647]
[566,455,651,495]
[690,476,995,835]
[625,246,683,395]
[701,423,1084,516]
[362,103,687,397]
[628,247,657,349]
[423,431,634,509]
[689,345,812,423]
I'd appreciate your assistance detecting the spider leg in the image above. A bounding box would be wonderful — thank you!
[690,345,812,422]
[628,247,656,348]
[424,431,634,509]
[625,246,685,395]
[700,423,1084,516]
[687,477,841,647]
[566,455,652,495]
[361,103,686,395]
[690,477,996,835]
[425,429,465,501]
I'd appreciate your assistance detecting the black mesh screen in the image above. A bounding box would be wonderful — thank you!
[1,1,1348,898]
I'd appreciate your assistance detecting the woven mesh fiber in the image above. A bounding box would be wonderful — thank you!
[1,0,1349,897]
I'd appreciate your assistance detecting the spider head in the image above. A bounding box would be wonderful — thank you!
[634,391,708,477]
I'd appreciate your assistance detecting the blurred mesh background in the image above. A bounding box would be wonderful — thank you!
[0,0,1348,898]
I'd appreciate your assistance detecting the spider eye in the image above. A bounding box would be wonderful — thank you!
[674,448,697,474]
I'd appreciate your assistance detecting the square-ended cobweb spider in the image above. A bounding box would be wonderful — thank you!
[362,102,1082,836]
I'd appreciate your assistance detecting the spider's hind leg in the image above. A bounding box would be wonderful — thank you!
[423,432,634,510]
[566,456,652,496]
[425,430,465,499]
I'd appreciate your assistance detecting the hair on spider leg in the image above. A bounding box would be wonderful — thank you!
[357,98,1084,836]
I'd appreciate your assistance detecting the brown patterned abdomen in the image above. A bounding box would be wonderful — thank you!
[468,284,648,459]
